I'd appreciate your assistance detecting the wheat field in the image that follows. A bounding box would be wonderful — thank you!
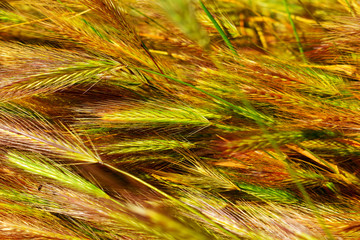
[1,0,360,239]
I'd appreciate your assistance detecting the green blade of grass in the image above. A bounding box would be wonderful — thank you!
[199,0,238,55]
[283,0,305,60]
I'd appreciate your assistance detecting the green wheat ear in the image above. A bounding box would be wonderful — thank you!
[1,0,360,239]
[6,152,108,198]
